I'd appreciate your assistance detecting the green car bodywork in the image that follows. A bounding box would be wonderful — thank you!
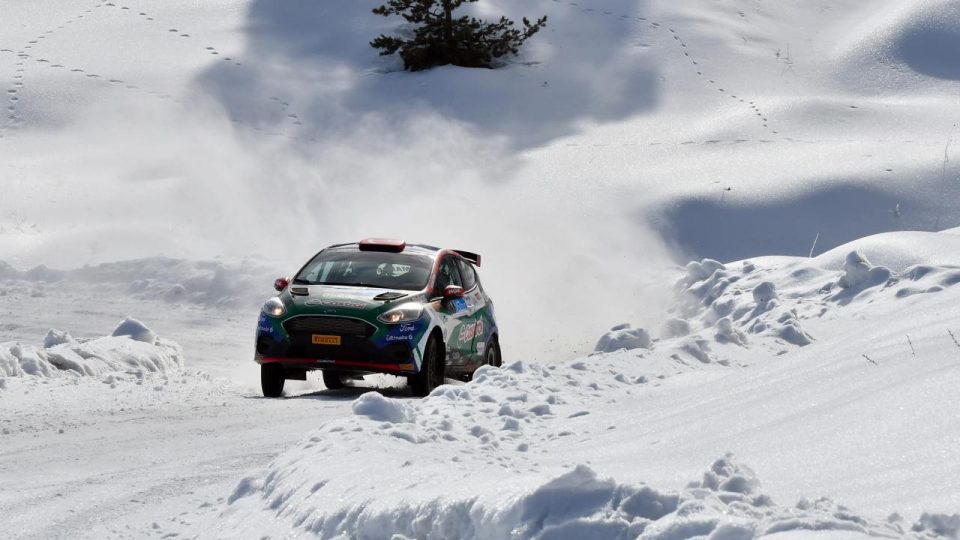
[255,239,500,397]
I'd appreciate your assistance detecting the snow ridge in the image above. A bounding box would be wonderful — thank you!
[0,318,183,380]
[216,365,947,540]
[215,353,959,539]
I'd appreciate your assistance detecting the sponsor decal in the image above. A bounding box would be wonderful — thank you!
[257,313,280,340]
[458,319,484,344]
[312,335,341,345]
[305,296,367,309]
[451,298,468,312]
[386,322,419,342]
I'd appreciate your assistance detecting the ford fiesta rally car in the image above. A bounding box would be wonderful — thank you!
[255,239,501,397]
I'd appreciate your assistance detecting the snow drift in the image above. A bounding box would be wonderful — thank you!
[220,450,925,539]
[0,318,183,380]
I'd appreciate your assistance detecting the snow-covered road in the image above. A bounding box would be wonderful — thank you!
[0,271,410,538]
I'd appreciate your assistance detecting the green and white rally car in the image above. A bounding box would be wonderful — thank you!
[255,238,501,397]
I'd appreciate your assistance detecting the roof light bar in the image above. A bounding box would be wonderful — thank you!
[358,238,406,252]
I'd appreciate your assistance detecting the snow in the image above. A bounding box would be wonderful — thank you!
[3,0,960,537]
[203,229,960,538]
[595,324,653,353]
[1,319,181,379]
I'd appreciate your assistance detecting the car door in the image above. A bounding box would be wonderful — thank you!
[433,256,474,362]
[455,257,486,362]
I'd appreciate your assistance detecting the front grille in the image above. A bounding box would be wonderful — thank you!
[283,316,376,338]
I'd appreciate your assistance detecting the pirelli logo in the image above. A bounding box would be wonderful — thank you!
[311,335,341,346]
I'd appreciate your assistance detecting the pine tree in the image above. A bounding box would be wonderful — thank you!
[371,0,547,71]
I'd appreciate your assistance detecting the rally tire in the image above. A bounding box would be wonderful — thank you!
[410,334,444,397]
[322,370,346,390]
[486,337,502,368]
[261,363,285,398]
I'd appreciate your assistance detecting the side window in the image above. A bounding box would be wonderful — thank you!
[456,259,477,291]
[434,257,463,295]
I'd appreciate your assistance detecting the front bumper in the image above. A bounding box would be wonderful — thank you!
[254,313,423,375]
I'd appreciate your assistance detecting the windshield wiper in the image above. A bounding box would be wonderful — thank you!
[320,281,380,288]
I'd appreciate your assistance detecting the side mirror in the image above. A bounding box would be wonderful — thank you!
[274,277,290,292]
[442,285,465,299]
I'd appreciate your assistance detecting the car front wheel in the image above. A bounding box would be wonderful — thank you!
[410,335,444,397]
[261,363,285,398]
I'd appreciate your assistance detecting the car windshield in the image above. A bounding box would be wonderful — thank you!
[294,249,433,291]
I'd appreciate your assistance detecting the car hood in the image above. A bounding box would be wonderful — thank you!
[289,285,420,313]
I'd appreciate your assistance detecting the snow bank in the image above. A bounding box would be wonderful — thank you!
[217,368,917,540]
[595,324,652,352]
[649,230,960,366]
[0,319,182,380]
[0,257,277,308]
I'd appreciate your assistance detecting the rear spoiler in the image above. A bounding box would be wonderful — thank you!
[454,250,481,267]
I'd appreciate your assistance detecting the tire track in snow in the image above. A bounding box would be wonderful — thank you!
[548,0,776,134]
[101,1,305,130]
[0,2,105,139]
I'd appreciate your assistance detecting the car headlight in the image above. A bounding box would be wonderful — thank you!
[378,302,423,324]
[262,297,286,318]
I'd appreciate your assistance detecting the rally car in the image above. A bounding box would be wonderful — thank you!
[254,238,501,397]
